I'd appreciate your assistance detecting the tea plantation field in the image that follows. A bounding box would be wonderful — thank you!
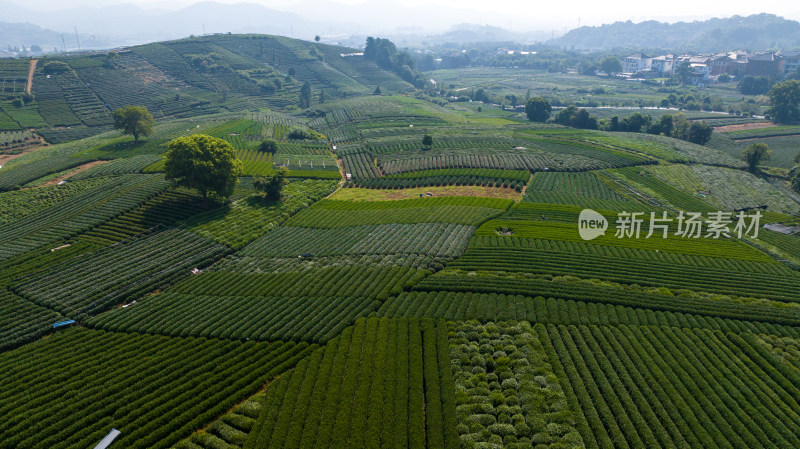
[3,33,800,449]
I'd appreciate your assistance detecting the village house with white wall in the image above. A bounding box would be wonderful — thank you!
[621,50,798,84]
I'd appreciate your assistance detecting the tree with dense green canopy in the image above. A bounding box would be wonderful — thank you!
[422,134,433,150]
[287,128,314,140]
[738,76,772,95]
[668,114,713,145]
[258,139,278,154]
[364,37,422,87]
[524,97,551,122]
[599,56,622,76]
[112,106,155,143]
[597,112,712,145]
[553,105,598,129]
[253,168,287,202]
[768,80,800,124]
[164,134,242,199]
[299,81,312,108]
[743,143,771,173]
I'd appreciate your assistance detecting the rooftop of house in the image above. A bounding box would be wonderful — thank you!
[748,52,778,62]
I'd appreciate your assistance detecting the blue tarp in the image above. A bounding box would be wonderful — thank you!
[53,320,76,329]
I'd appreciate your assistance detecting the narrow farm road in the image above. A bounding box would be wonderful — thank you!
[26,59,38,95]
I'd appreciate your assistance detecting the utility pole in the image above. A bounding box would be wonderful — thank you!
[74,27,81,51]
[61,34,67,53]
[202,24,206,36]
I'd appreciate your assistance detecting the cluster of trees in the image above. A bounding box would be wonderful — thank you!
[579,56,623,76]
[738,76,772,95]
[10,93,34,108]
[253,169,287,201]
[185,53,227,73]
[601,112,714,145]
[658,93,723,112]
[114,105,285,201]
[524,97,598,129]
[743,143,770,173]
[523,98,712,145]
[364,37,423,87]
[553,105,599,129]
[421,45,592,73]
[258,139,278,154]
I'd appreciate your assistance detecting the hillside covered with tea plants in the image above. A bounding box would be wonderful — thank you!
[2,33,800,449]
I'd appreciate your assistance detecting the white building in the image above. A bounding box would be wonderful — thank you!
[623,53,651,74]
[650,54,675,74]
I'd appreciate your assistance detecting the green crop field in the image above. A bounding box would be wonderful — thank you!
[3,30,800,449]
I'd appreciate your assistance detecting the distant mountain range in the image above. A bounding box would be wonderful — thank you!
[0,22,118,52]
[0,1,340,48]
[1,3,799,55]
[549,14,800,52]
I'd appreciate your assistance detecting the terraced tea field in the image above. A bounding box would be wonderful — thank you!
[3,32,800,449]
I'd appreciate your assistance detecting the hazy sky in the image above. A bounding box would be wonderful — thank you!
[9,0,800,31]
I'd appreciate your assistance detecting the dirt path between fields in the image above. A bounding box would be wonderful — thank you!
[26,59,38,95]
[0,142,45,166]
[28,160,108,188]
[714,122,774,132]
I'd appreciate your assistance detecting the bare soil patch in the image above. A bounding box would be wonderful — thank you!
[0,142,46,166]
[32,160,108,188]
[714,122,774,132]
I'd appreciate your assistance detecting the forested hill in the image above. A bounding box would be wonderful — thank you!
[549,13,800,52]
[0,34,413,143]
